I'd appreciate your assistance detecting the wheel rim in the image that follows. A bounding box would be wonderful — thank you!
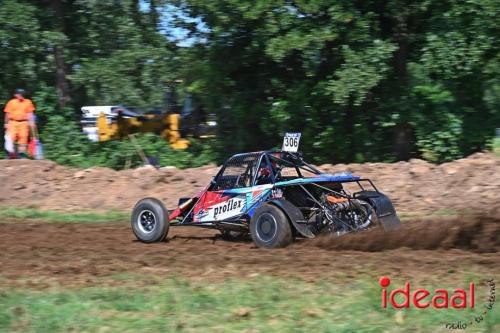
[256,213,278,242]
[137,210,156,234]
[354,203,372,229]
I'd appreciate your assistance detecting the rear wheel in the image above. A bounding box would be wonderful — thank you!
[131,198,169,243]
[353,200,378,230]
[250,204,292,248]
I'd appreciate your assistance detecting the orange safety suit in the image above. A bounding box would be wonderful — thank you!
[4,98,35,145]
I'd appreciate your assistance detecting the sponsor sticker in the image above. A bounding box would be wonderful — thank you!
[200,196,246,221]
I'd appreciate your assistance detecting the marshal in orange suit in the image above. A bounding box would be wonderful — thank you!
[3,89,35,158]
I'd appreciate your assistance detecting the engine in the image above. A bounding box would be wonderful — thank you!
[319,194,373,234]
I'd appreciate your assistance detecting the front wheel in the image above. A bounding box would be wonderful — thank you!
[250,204,292,248]
[131,198,169,243]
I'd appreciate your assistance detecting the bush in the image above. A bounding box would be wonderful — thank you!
[40,117,217,170]
[26,87,217,169]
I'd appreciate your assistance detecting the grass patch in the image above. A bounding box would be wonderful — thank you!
[0,207,128,223]
[493,137,500,157]
[0,277,498,332]
[398,208,463,220]
[0,206,463,225]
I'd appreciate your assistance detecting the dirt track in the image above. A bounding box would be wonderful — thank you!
[0,153,498,288]
[1,215,498,288]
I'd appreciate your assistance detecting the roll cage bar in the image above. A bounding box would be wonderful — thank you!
[210,151,323,189]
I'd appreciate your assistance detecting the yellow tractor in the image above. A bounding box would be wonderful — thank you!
[81,105,190,150]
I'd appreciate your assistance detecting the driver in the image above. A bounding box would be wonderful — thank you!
[256,160,276,185]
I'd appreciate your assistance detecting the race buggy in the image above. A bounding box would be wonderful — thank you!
[131,134,401,248]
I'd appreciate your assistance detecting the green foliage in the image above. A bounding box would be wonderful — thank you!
[180,0,498,163]
[1,0,499,166]
[327,40,397,106]
[491,137,500,157]
[40,115,215,170]
[0,207,128,223]
[28,82,216,170]
[0,1,53,100]
[0,276,498,332]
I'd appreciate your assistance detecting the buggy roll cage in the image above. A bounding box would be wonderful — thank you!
[175,150,381,227]
[266,151,381,193]
[210,151,318,188]
[210,150,379,193]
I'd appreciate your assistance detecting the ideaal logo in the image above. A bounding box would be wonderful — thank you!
[379,277,496,329]
[380,277,475,309]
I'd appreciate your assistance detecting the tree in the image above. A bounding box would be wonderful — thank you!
[177,0,499,163]
[46,0,71,107]
[178,1,398,162]
[1,0,498,166]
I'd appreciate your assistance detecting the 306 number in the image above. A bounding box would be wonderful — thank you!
[282,133,301,152]
[284,137,299,147]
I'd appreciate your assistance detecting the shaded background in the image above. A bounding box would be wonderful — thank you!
[0,0,498,168]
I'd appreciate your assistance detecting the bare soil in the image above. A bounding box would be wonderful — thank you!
[0,152,498,214]
[313,214,500,253]
[0,153,498,289]
[0,215,498,288]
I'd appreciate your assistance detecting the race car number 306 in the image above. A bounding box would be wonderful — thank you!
[282,132,301,152]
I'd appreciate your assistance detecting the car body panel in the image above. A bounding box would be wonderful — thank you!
[192,184,274,223]
[171,173,364,224]
[274,174,360,187]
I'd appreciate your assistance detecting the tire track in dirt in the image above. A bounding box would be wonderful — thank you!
[0,215,498,288]
[311,214,500,253]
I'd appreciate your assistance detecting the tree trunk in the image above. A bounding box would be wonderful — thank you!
[394,123,414,160]
[130,0,142,26]
[393,10,411,160]
[345,98,356,162]
[149,0,159,28]
[49,0,71,107]
[394,12,408,84]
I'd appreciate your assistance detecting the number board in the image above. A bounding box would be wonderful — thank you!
[282,132,301,152]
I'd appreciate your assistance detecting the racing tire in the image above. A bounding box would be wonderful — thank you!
[250,204,293,248]
[131,198,169,243]
[359,200,379,230]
